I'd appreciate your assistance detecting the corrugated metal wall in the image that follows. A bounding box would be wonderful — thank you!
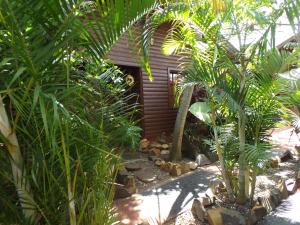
[108,24,184,140]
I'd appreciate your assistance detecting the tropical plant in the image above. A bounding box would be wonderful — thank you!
[0,0,156,224]
[140,0,300,204]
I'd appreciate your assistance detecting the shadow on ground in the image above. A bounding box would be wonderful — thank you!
[114,164,219,225]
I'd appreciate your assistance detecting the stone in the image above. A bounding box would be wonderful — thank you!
[191,198,207,222]
[205,188,216,203]
[180,162,191,174]
[195,154,211,166]
[286,179,296,193]
[170,164,182,176]
[160,150,170,155]
[160,150,170,160]
[135,169,157,183]
[157,132,167,144]
[291,147,300,156]
[114,184,132,199]
[207,208,246,225]
[209,180,225,195]
[150,142,161,149]
[297,170,300,178]
[161,144,169,149]
[187,161,198,170]
[248,206,267,225]
[125,175,137,194]
[154,159,165,166]
[138,147,149,153]
[140,138,150,149]
[280,150,294,162]
[125,162,142,171]
[114,175,137,199]
[270,189,281,207]
[148,155,159,162]
[267,158,279,168]
[292,178,300,193]
[278,179,289,199]
[116,168,131,184]
[160,162,173,172]
[197,193,212,207]
[150,148,161,157]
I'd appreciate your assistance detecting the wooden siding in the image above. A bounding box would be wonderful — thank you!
[108,24,184,139]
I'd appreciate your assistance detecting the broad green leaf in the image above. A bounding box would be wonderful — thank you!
[189,102,211,123]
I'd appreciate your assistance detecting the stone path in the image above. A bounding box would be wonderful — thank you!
[258,192,300,225]
[114,127,300,225]
[114,164,220,225]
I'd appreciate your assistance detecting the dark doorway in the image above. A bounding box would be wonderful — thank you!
[117,65,143,126]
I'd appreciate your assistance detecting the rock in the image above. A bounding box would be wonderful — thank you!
[150,148,161,157]
[298,170,300,178]
[187,161,198,170]
[114,175,137,199]
[286,179,296,194]
[125,162,142,171]
[270,189,281,207]
[160,162,173,172]
[267,158,279,168]
[291,147,300,156]
[278,179,289,199]
[114,184,132,199]
[157,132,167,144]
[140,138,150,149]
[160,150,170,155]
[150,142,161,149]
[280,150,294,162]
[160,150,170,160]
[197,193,212,207]
[205,188,216,203]
[154,159,165,166]
[125,175,137,194]
[180,162,191,174]
[138,147,149,153]
[191,198,207,222]
[292,178,300,193]
[161,144,169,149]
[148,155,159,162]
[207,208,246,225]
[195,154,211,166]
[209,180,225,195]
[116,168,131,184]
[170,164,182,176]
[291,149,300,156]
[135,169,157,183]
[248,206,267,225]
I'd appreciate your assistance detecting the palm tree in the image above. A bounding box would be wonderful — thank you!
[141,0,300,203]
[0,0,156,224]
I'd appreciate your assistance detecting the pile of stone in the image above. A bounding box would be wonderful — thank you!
[191,170,300,225]
[139,138,171,160]
[141,137,212,177]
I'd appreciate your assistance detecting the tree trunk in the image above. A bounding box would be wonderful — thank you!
[237,110,247,203]
[249,169,257,206]
[170,85,194,161]
[0,96,36,220]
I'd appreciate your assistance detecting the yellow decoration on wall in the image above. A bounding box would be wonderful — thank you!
[125,74,135,86]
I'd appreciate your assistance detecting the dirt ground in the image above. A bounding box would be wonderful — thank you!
[164,127,300,225]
